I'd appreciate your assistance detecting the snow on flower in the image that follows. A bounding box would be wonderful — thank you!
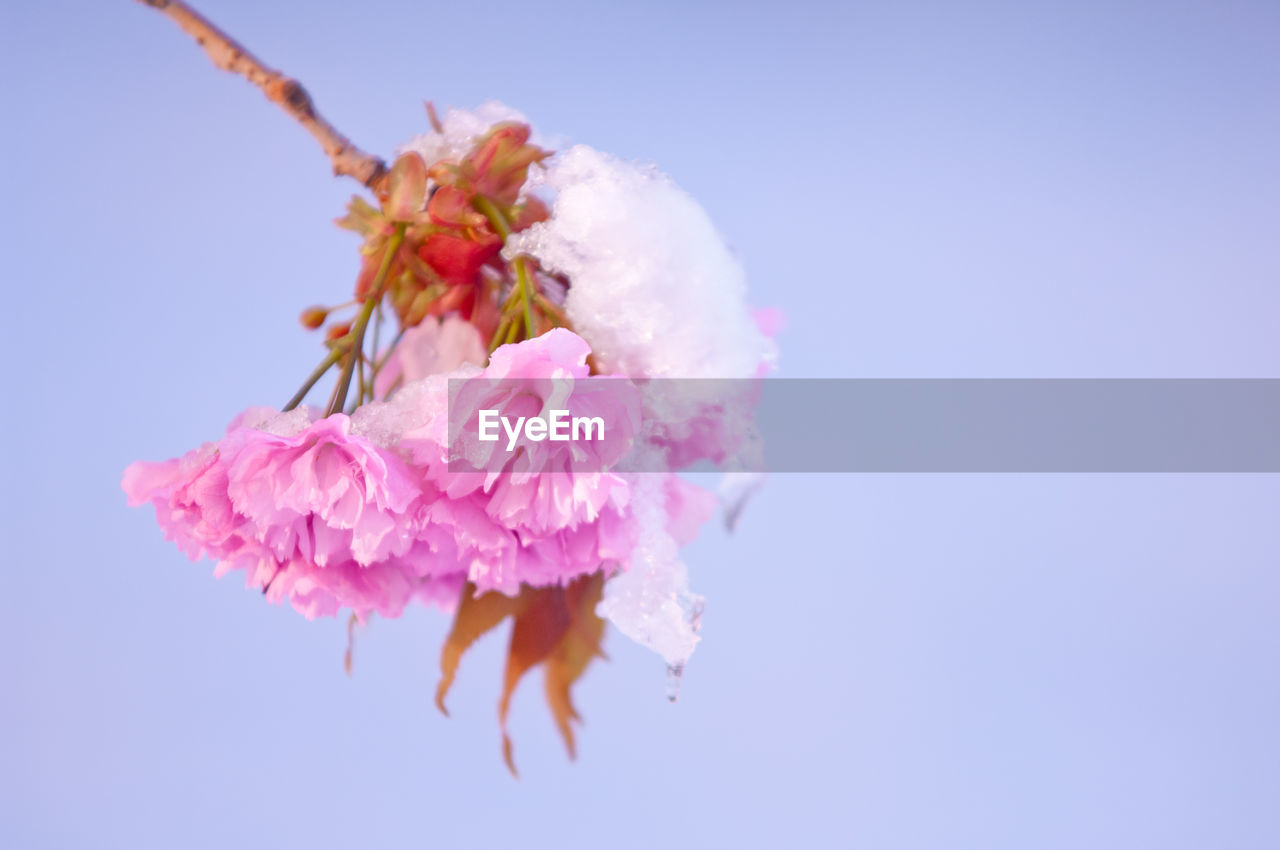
[499,144,784,666]
[397,101,532,191]
[597,471,719,669]
[504,144,772,380]
[125,100,777,770]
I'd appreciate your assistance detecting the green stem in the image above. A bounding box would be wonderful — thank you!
[328,297,377,417]
[351,346,365,413]
[326,225,405,417]
[502,316,521,346]
[282,345,344,412]
[487,317,510,354]
[514,257,537,337]
[472,195,513,240]
[366,303,383,404]
[473,195,538,339]
[370,326,406,387]
[368,326,407,404]
[534,293,567,327]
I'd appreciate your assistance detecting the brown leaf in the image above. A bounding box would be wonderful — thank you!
[499,586,572,776]
[343,612,359,676]
[434,574,610,776]
[543,572,607,760]
[435,583,525,716]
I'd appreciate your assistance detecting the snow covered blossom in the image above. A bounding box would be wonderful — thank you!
[125,102,778,772]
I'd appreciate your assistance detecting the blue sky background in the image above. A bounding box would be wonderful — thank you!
[3,0,1279,847]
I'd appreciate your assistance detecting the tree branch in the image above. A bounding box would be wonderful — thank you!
[137,0,388,193]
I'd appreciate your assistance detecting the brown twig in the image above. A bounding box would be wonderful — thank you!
[137,0,387,192]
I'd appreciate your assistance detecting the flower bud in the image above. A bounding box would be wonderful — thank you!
[384,152,428,221]
[299,306,329,329]
[325,321,352,342]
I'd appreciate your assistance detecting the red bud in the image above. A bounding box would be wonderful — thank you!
[299,306,329,329]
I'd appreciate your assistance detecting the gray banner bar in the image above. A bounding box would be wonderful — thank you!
[753,379,1280,472]
[446,379,1280,473]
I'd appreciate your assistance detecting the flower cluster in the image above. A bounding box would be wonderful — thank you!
[125,104,776,772]
[126,330,653,611]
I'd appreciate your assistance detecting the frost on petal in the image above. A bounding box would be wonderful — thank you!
[397,101,530,179]
[504,145,770,379]
[354,371,465,451]
[598,474,705,668]
[231,405,317,437]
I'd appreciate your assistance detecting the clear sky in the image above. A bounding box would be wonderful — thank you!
[3,1,1279,847]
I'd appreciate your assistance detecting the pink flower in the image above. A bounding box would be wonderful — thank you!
[224,415,420,568]
[124,412,452,619]
[390,329,645,594]
[124,329,724,623]
[373,315,487,398]
[123,442,242,562]
[406,328,639,538]
[515,504,637,587]
[421,492,523,595]
[482,326,593,382]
